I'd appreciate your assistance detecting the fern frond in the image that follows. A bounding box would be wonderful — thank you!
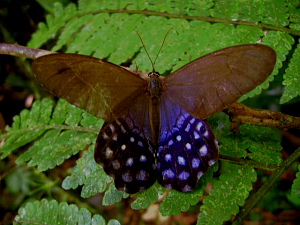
[14,199,119,225]
[2,0,300,223]
[281,41,300,104]
[62,145,112,198]
[0,99,101,171]
[198,165,257,224]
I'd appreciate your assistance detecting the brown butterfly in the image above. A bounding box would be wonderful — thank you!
[32,44,276,193]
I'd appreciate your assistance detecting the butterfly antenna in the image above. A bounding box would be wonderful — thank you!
[153,28,173,70]
[136,28,173,73]
[135,31,156,72]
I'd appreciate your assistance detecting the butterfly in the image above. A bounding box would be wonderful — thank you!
[32,44,276,194]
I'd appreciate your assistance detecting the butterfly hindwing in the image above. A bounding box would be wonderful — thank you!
[95,117,157,194]
[94,92,158,194]
[157,97,219,192]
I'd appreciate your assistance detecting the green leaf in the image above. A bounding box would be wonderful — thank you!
[291,165,300,198]
[0,98,100,170]
[131,182,164,210]
[160,163,218,216]
[102,184,129,206]
[62,145,112,198]
[0,98,53,159]
[281,39,300,104]
[213,114,282,165]
[198,165,257,224]
[13,199,115,225]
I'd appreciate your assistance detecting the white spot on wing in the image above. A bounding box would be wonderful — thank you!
[177,115,185,127]
[190,118,195,124]
[208,160,216,166]
[196,122,203,131]
[126,158,134,166]
[112,160,120,169]
[165,154,172,162]
[138,141,143,147]
[122,173,132,182]
[192,158,200,168]
[120,126,126,133]
[179,171,189,180]
[178,156,185,165]
[136,170,147,180]
[185,123,190,132]
[199,145,208,156]
[140,155,147,162]
[162,169,175,179]
[197,171,204,179]
[109,124,115,132]
[103,133,109,139]
[105,147,113,158]
[183,185,192,192]
[186,143,191,150]
[193,131,200,139]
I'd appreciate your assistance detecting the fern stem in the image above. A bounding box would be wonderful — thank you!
[220,155,278,171]
[76,10,300,36]
[232,147,300,224]
[0,125,99,139]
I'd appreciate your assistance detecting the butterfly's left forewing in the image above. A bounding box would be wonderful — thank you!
[157,96,219,192]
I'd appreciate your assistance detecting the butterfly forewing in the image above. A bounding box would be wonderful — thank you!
[32,54,147,121]
[163,44,276,119]
[157,96,218,191]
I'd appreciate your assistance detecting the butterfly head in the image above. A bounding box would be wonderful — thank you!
[148,70,160,78]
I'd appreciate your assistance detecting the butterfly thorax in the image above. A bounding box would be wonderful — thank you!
[148,71,164,146]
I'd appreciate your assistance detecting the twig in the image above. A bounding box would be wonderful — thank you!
[0,43,53,59]
[232,147,300,224]
[224,102,300,132]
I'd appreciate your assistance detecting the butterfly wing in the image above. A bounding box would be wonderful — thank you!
[32,53,147,121]
[94,91,158,194]
[157,96,219,192]
[163,44,276,119]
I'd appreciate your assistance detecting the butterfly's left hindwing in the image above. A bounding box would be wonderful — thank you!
[94,94,157,194]
[95,119,157,194]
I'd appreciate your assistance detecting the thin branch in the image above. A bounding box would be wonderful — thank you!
[224,102,300,132]
[0,43,53,59]
[219,155,278,171]
[232,147,300,224]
